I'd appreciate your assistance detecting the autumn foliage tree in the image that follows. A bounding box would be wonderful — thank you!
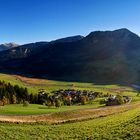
[12,94,17,104]
[80,96,89,105]
[2,96,9,106]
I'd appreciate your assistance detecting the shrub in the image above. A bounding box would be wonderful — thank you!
[116,94,124,105]
[23,101,29,107]
[46,99,53,108]
[55,99,62,108]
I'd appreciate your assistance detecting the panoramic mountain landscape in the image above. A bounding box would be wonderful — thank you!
[0,28,140,139]
[1,0,140,140]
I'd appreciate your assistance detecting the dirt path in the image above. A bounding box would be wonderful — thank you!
[0,103,139,124]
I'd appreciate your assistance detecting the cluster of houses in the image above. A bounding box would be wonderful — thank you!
[53,89,103,97]
[38,89,132,106]
[105,95,132,106]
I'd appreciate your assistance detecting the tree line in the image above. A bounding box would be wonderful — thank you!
[0,81,29,105]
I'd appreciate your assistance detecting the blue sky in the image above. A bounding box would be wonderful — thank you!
[0,0,140,44]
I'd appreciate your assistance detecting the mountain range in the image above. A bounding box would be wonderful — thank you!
[0,28,140,84]
[0,42,19,51]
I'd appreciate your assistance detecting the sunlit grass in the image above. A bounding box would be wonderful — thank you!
[0,104,140,139]
[0,99,104,115]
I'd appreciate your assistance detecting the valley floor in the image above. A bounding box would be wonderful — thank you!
[0,73,140,139]
[0,103,140,139]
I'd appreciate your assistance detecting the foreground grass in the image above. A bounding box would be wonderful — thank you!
[0,105,140,139]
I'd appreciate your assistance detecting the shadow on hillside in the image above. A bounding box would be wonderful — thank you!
[0,70,136,87]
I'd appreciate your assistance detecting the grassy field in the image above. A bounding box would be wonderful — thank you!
[0,73,140,139]
[0,104,140,139]
[0,98,104,115]
[0,102,137,124]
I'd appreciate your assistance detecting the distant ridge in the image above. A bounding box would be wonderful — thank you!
[0,42,19,51]
[50,35,84,44]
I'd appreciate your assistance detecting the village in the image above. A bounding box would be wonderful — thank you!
[38,89,132,107]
